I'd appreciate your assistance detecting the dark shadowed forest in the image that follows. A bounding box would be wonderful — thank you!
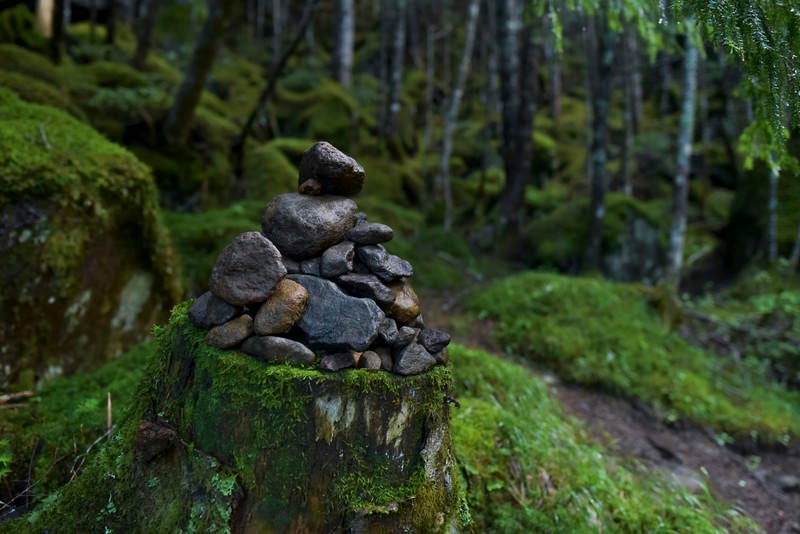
[0,0,799,532]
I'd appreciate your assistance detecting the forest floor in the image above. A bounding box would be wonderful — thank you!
[421,290,800,534]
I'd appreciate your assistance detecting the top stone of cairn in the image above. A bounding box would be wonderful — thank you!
[298,141,365,197]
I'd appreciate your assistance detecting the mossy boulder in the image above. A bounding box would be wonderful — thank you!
[0,88,181,386]
[11,303,463,532]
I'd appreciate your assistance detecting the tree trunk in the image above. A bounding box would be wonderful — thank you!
[163,0,239,147]
[585,14,615,272]
[789,222,800,273]
[105,0,117,45]
[331,0,355,86]
[381,0,406,139]
[620,29,635,197]
[767,154,779,264]
[496,0,524,229]
[36,0,54,37]
[665,21,698,289]
[421,22,435,155]
[89,0,97,42]
[230,0,318,190]
[545,16,561,121]
[659,50,672,116]
[131,0,164,70]
[272,0,282,65]
[49,0,65,64]
[628,31,642,132]
[438,0,479,231]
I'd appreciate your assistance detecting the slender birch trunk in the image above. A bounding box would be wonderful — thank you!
[438,0,480,230]
[666,20,698,289]
[384,0,407,138]
[767,154,779,263]
[332,0,355,86]
[789,223,800,273]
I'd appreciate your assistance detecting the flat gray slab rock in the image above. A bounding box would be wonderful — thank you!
[346,222,394,245]
[336,273,395,307]
[262,193,358,260]
[297,141,365,196]
[289,274,384,352]
[209,232,286,306]
[356,245,413,281]
[241,335,316,365]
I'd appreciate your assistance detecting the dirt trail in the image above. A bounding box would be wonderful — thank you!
[421,290,800,534]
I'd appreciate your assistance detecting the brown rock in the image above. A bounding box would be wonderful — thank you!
[253,279,308,335]
[209,232,286,306]
[388,281,420,324]
[134,420,176,462]
[206,314,253,349]
[297,141,365,196]
[359,350,382,370]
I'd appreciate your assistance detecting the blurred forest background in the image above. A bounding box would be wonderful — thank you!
[1,0,800,532]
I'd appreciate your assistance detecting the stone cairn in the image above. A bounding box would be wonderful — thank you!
[189,141,451,376]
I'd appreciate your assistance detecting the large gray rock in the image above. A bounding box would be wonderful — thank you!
[253,279,308,335]
[297,141,365,196]
[189,291,238,328]
[262,194,359,260]
[356,245,413,281]
[393,343,436,376]
[209,232,286,306]
[336,273,395,307]
[288,274,384,352]
[241,335,316,365]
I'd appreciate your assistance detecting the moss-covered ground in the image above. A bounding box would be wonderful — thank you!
[1,305,764,533]
[465,271,800,445]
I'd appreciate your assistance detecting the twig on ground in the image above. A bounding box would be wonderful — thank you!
[0,391,35,404]
[38,123,52,150]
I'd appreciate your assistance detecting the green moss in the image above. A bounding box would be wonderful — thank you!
[0,88,182,381]
[78,60,151,88]
[0,70,84,119]
[241,138,308,200]
[0,6,47,53]
[449,344,758,533]
[522,192,669,271]
[209,50,265,120]
[465,272,800,443]
[0,43,64,88]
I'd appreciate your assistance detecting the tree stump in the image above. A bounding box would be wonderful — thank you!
[139,306,463,532]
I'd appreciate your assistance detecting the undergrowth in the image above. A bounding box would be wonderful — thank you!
[465,271,800,444]
[450,343,758,532]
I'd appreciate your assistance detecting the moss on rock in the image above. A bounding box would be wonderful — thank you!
[0,88,181,386]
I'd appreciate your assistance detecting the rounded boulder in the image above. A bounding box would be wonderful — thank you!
[261,193,358,260]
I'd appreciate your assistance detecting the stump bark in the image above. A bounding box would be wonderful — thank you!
[141,307,463,532]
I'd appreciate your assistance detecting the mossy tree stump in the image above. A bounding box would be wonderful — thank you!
[138,307,463,532]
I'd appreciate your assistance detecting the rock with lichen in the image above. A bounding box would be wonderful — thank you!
[0,88,181,388]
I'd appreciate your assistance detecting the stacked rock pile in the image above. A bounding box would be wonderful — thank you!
[189,141,451,376]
